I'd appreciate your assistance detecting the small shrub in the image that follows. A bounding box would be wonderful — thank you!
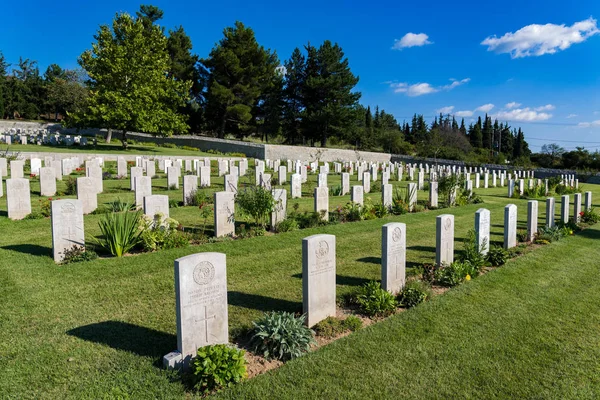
[188,344,247,395]
[329,185,342,196]
[94,209,142,257]
[181,145,199,152]
[294,211,327,229]
[160,142,177,149]
[314,317,346,339]
[274,217,299,233]
[373,203,388,218]
[487,246,508,266]
[169,199,180,208]
[435,261,476,287]
[24,212,44,220]
[397,280,431,308]
[236,185,275,228]
[536,225,568,242]
[61,246,98,264]
[139,214,189,251]
[355,281,397,317]
[168,184,178,190]
[459,229,487,272]
[342,315,363,332]
[64,176,77,195]
[581,208,600,224]
[249,311,315,361]
[419,263,437,284]
[39,197,54,217]
[107,198,134,212]
[371,181,381,193]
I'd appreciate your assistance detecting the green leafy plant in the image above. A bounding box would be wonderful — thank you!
[188,344,247,395]
[373,203,388,218]
[64,176,77,195]
[580,208,600,224]
[314,316,363,338]
[94,208,142,257]
[343,315,363,332]
[249,311,315,361]
[355,281,397,317]
[314,317,347,339]
[435,261,477,287]
[139,214,189,251]
[169,199,180,208]
[329,185,342,196]
[397,280,432,308]
[274,217,299,233]
[486,246,508,266]
[61,246,98,264]
[535,225,568,243]
[107,198,134,212]
[458,229,487,273]
[236,185,275,228]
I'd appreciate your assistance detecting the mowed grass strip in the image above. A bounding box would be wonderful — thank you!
[0,175,597,398]
[218,225,600,399]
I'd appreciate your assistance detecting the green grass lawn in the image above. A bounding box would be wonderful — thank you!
[0,164,597,398]
[2,142,218,157]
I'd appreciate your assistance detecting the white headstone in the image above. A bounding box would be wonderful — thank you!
[436,214,454,265]
[546,197,555,228]
[560,195,569,224]
[302,234,336,327]
[144,194,170,220]
[51,199,84,263]
[381,223,406,294]
[475,208,490,255]
[271,189,287,229]
[314,186,329,221]
[39,167,56,197]
[135,176,152,208]
[504,204,517,249]
[6,178,31,220]
[163,252,228,370]
[214,192,235,237]
[291,174,302,198]
[77,177,98,215]
[527,200,538,242]
[183,175,198,206]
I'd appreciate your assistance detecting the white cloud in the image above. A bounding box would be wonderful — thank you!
[566,113,578,118]
[275,65,287,76]
[390,78,470,96]
[392,33,432,49]
[436,106,455,114]
[481,17,600,58]
[455,110,474,117]
[578,120,600,128]
[494,107,553,121]
[475,103,495,113]
[534,104,555,111]
[505,102,521,109]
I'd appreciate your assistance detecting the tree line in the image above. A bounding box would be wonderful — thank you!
[0,4,533,165]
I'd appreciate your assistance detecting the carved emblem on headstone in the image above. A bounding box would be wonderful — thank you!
[315,240,329,260]
[193,261,215,285]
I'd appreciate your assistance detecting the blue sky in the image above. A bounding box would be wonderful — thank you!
[2,0,600,152]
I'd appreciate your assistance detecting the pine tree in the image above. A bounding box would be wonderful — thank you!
[282,47,305,144]
[469,121,483,148]
[0,52,7,118]
[459,118,467,136]
[301,40,360,147]
[201,21,278,138]
[365,106,373,136]
[482,114,493,150]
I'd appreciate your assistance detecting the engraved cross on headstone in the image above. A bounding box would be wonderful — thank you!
[195,305,216,344]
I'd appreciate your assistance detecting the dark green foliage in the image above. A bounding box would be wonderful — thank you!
[139,216,189,251]
[274,217,299,233]
[235,185,275,228]
[61,246,98,264]
[535,226,569,243]
[458,230,487,273]
[487,246,509,266]
[94,209,143,257]
[355,281,397,317]
[397,280,432,308]
[188,344,247,395]
[64,177,77,196]
[106,198,134,212]
[581,208,600,224]
[249,312,315,361]
[435,261,477,287]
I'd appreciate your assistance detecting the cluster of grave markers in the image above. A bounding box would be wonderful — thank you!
[0,128,90,146]
[0,154,586,264]
[162,189,594,370]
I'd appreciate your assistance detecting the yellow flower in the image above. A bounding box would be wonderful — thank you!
[465,274,471,281]
[569,230,574,235]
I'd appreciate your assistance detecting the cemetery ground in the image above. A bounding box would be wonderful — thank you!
[0,165,599,398]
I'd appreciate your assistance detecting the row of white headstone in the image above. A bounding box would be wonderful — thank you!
[161,190,595,370]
